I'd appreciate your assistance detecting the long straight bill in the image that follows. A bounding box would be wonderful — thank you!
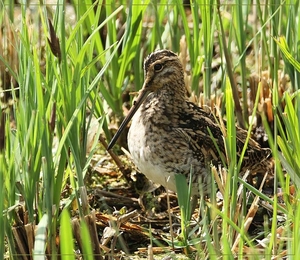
[107,89,150,150]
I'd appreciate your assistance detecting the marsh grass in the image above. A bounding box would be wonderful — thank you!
[0,1,300,259]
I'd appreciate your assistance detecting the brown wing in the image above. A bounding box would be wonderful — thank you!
[174,101,271,171]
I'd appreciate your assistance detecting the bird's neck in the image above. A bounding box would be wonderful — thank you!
[154,83,187,103]
[140,84,187,119]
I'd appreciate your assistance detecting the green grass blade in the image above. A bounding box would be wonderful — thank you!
[60,209,75,260]
[274,36,300,73]
[80,220,95,260]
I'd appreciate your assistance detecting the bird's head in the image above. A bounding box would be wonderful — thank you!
[107,50,184,150]
[142,50,185,93]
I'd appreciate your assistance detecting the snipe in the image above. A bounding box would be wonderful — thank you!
[107,49,273,196]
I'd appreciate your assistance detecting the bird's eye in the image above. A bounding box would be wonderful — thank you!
[154,63,163,71]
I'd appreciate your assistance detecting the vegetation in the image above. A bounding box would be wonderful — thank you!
[0,0,299,259]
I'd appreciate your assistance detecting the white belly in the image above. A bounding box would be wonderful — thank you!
[127,110,177,192]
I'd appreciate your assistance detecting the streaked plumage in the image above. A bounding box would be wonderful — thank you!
[108,50,272,196]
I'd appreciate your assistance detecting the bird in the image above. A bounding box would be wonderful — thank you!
[107,49,273,197]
